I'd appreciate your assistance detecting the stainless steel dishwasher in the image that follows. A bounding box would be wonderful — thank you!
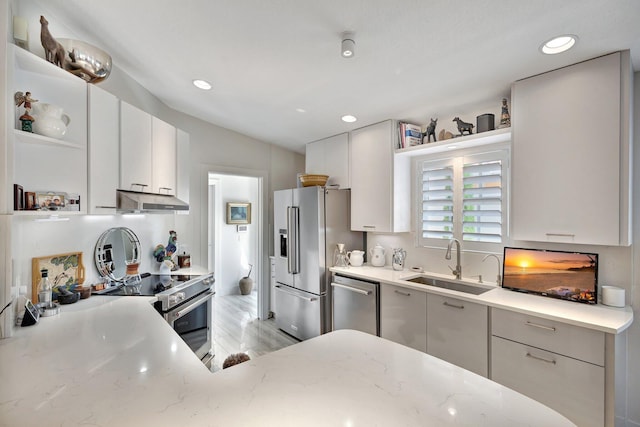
[331,273,379,336]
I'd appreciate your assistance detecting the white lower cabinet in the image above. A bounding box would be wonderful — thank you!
[426,294,488,377]
[491,308,605,427]
[380,284,427,352]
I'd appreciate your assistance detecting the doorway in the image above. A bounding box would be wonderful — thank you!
[207,170,268,319]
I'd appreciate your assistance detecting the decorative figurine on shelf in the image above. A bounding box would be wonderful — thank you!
[40,15,65,68]
[424,118,438,143]
[498,98,511,128]
[452,117,474,136]
[15,91,39,132]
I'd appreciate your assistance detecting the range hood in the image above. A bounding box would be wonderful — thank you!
[116,189,189,213]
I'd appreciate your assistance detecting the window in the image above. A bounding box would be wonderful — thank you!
[417,148,508,250]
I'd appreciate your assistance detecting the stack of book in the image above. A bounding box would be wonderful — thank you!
[398,122,423,148]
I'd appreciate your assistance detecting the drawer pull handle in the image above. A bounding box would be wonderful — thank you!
[526,352,556,365]
[545,233,575,237]
[394,290,411,297]
[525,321,556,332]
[443,301,464,309]
[362,225,376,229]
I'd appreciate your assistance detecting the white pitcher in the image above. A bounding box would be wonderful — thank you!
[369,243,386,267]
[347,250,365,267]
[31,103,71,139]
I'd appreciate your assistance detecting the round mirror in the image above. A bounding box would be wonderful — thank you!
[95,227,141,282]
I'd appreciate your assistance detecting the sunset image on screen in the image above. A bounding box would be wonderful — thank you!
[503,248,597,304]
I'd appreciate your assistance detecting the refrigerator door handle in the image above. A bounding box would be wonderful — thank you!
[287,206,300,274]
[331,282,372,296]
[275,285,317,302]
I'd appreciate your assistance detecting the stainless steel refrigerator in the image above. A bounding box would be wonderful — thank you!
[273,186,363,340]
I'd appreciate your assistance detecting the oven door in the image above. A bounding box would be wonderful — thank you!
[164,290,214,367]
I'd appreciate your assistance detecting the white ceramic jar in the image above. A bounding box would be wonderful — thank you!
[369,244,386,267]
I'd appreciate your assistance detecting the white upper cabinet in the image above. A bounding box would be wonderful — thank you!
[152,116,177,195]
[88,84,119,213]
[511,51,632,245]
[350,120,410,232]
[120,101,152,192]
[305,133,350,188]
[176,128,190,207]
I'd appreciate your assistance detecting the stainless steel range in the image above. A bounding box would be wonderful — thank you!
[96,273,215,367]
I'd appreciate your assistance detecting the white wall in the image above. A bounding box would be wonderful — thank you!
[628,70,640,427]
[212,175,258,296]
[11,214,176,291]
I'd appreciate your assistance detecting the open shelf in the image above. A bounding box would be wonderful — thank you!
[395,127,511,158]
[13,128,82,149]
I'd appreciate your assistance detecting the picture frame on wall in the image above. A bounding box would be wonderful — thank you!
[226,202,251,224]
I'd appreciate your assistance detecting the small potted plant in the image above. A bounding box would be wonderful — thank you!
[239,264,253,295]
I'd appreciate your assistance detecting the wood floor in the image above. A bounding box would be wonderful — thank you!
[210,291,299,372]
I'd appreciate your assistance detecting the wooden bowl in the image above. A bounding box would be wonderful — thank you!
[299,174,329,187]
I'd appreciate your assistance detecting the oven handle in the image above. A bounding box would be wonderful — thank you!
[172,290,215,319]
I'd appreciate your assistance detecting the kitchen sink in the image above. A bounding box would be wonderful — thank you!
[403,275,492,295]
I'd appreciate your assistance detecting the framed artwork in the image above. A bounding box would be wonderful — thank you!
[35,192,66,211]
[226,202,251,224]
[31,252,85,303]
[25,192,36,210]
[13,184,24,211]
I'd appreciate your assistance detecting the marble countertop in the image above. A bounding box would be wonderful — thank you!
[330,265,633,334]
[0,296,574,426]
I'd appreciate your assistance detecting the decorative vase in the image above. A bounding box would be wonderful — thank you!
[239,277,253,295]
[31,103,70,139]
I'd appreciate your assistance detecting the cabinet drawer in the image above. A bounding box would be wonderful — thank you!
[491,308,604,366]
[427,294,488,376]
[380,284,427,352]
[491,336,604,427]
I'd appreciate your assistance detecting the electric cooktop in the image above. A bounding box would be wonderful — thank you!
[93,273,202,296]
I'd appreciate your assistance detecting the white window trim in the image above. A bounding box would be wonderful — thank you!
[413,142,510,253]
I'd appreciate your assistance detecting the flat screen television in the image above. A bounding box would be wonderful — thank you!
[502,247,597,304]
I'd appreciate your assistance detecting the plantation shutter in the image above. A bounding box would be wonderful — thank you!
[421,160,454,240]
[462,159,503,243]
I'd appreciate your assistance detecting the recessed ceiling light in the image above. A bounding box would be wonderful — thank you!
[296,108,306,113]
[341,115,357,123]
[540,35,577,55]
[193,79,212,90]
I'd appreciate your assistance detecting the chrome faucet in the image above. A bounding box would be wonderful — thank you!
[445,238,462,280]
[482,254,502,286]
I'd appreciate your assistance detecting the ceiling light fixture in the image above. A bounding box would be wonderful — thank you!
[341,32,355,58]
[341,115,357,123]
[192,79,212,90]
[540,35,577,55]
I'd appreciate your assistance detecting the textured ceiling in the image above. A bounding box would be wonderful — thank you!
[19,0,640,153]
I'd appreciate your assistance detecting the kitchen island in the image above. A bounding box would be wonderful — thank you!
[0,296,573,426]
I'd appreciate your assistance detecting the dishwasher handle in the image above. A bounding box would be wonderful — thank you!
[331,282,372,296]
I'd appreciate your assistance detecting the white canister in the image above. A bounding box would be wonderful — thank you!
[369,244,386,267]
[601,286,625,307]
